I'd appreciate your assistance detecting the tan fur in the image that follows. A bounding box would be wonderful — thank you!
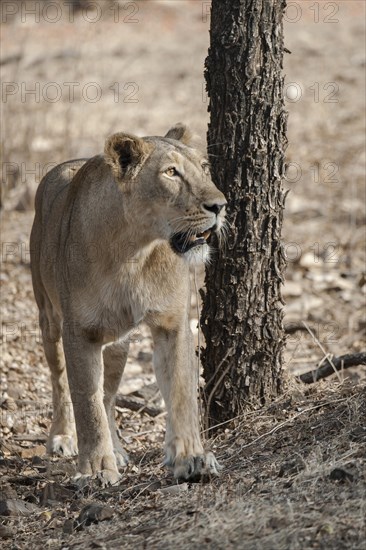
[30,124,226,485]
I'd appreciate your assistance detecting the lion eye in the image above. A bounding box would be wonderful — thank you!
[165,167,179,177]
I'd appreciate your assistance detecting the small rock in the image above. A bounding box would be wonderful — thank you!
[75,503,114,530]
[329,468,354,483]
[41,482,74,506]
[0,498,39,516]
[20,445,46,459]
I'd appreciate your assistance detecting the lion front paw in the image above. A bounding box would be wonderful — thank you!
[75,448,121,487]
[172,452,222,482]
[73,468,121,488]
[47,434,77,457]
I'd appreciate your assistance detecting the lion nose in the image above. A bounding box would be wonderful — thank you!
[203,200,227,216]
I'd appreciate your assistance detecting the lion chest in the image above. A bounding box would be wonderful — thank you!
[76,264,184,343]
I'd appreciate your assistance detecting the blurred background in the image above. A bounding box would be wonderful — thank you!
[1,0,365,410]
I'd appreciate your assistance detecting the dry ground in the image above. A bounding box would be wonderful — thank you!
[1,1,365,548]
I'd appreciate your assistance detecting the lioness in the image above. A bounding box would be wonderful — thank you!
[30,124,226,484]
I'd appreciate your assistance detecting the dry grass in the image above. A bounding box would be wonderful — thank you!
[1,381,364,549]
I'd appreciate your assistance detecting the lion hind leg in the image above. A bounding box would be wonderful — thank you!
[62,327,119,485]
[39,306,77,457]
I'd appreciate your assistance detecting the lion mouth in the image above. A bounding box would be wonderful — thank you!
[170,227,214,254]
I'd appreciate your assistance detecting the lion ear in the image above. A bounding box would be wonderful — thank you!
[165,123,193,146]
[104,132,152,180]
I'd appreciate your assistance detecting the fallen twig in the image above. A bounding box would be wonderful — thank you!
[115,394,162,417]
[302,321,342,383]
[298,352,366,384]
[12,434,47,442]
[284,322,309,334]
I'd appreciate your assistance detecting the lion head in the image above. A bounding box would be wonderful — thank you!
[104,123,227,264]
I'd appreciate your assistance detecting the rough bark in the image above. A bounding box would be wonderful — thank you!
[201,0,288,430]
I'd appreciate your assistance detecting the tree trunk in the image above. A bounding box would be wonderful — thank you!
[201,0,288,430]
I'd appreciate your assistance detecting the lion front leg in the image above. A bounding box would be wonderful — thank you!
[62,324,120,487]
[103,341,130,468]
[150,321,221,481]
